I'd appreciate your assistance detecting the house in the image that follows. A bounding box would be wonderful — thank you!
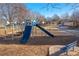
[63,20,79,27]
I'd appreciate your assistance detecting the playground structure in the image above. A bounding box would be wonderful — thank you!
[20,19,54,44]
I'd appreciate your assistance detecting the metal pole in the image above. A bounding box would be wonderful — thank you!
[66,50,68,55]
[12,23,14,40]
[4,25,6,40]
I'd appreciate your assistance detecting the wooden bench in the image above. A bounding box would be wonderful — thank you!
[60,40,77,55]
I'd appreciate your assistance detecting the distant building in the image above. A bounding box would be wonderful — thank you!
[63,20,79,27]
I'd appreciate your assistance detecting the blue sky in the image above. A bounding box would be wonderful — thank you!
[25,3,78,18]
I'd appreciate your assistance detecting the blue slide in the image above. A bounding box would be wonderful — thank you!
[20,25,32,44]
[20,24,54,44]
[36,24,54,37]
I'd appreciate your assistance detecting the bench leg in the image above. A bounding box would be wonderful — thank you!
[66,50,68,56]
[73,46,75,51]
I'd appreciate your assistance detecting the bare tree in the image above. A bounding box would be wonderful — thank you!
[70,9,79,27]
[0,3,28,40]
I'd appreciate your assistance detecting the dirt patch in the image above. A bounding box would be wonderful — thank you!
[0,44,49,56]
